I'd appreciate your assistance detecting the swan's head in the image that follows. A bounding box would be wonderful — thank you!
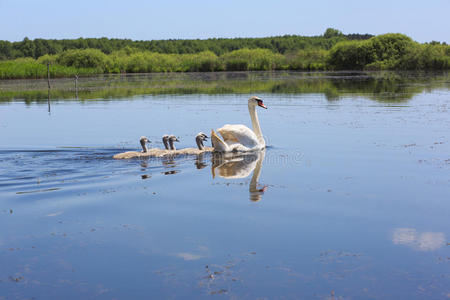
[140,136,151,153]
[195,132,208,150]
[168,135,179,150]
[248,96,267,109]
[168,135,179,143]
[196,132,208,141]
[140,136,151,144]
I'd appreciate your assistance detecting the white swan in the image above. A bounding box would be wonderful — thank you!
[211,96,267,152]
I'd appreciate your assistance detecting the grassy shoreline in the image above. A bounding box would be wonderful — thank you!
[0,33,449,80]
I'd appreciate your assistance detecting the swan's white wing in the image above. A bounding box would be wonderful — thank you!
[217,124,259,148]
[211,129,230,152]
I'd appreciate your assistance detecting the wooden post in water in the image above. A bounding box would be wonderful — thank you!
[47,63,51,112]
[47,63,51,89]
[75,75,79,99]
[47,89,51,113]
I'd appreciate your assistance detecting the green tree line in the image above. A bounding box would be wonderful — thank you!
[0,32,449,79]
[0,29,366,60]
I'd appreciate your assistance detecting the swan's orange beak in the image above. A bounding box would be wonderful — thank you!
[257,100,267,109]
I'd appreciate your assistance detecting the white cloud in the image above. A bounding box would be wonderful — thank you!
[175,252,204,261]
[392,228,446,251]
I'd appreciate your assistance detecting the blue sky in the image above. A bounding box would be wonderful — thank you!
[1,0,449,42]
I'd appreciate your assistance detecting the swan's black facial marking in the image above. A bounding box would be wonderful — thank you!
[256,99,267,109]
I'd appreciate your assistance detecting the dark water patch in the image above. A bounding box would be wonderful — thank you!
[16,187,61,195]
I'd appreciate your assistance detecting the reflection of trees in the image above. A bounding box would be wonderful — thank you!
[1,71,448,103]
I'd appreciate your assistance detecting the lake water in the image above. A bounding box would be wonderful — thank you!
[0,71,449,299]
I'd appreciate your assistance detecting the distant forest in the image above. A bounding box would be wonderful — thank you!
[0,29,373,59]
[0,29,449,79]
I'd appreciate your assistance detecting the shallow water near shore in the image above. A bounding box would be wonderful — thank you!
[0,71,449,299]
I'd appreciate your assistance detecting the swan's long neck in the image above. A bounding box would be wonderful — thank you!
[140,139,148,153]
[249,150,266,201]
[169,140,176,150]
[163,138,170,150]
[248,104,264,146]
[196,136,205,150]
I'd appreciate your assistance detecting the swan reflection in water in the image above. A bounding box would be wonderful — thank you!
[195,153,208,170]
[162,156,180,175]
[210,150,267,202]
[137,150,267,201]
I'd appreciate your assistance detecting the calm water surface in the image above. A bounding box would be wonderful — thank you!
[0,72,449,299]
